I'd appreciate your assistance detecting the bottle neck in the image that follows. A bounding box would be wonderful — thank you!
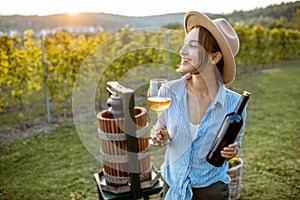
[234,95,249,115]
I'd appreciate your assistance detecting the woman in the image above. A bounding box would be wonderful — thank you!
[151,11,246,200]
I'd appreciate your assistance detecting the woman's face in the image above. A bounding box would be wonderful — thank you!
[179,28,208,74]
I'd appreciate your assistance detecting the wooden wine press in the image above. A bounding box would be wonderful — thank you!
[94,81,163,200]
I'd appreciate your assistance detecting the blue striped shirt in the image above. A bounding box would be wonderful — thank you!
[159,73,246,200]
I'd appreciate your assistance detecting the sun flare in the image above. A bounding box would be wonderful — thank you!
[63,5,81,15]
[67,11,79,15]
[66,9,80,15]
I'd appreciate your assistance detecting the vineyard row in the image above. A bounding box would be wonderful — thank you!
[0,25,299,113]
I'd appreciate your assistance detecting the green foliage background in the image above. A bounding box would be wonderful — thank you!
[0,26,299,116]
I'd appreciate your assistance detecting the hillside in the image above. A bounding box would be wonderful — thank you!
[227,1,300,27]
[0,1,299,33]
[2,12,187,33]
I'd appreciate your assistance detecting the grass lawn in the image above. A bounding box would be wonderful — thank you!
[234,65,300,199]
[0,123,100,199]
[0,62,299,199]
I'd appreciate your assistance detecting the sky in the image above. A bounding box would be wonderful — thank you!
[0,0,297,16]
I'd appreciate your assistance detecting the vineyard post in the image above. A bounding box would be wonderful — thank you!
[41,32,51,123]
[19,94,26,130]
[1,85,4,111]
[166,30,171,80]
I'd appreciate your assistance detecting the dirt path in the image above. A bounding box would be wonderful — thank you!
[0,114,73,143]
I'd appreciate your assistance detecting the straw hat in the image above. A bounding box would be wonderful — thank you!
[184,11,239,85]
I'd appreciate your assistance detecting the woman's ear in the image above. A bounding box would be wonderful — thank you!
[211,52,222,64]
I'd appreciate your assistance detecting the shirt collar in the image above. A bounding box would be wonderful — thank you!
[212,82,226,107]
[172,73,191,103]
[173,73,226,107]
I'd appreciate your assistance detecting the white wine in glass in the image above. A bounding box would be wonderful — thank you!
[147,78,171,146]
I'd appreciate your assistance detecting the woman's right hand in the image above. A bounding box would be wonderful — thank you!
[150,126,170,146]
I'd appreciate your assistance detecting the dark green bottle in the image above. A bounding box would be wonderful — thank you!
[206,91,251,167]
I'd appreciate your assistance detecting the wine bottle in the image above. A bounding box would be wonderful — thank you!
[206,91,251,167]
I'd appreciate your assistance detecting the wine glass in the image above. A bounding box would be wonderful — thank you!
[147,78,171,146]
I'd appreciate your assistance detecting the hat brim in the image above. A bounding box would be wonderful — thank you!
[184,11,236,85]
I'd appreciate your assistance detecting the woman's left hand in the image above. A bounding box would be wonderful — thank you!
[221,142,238,160]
